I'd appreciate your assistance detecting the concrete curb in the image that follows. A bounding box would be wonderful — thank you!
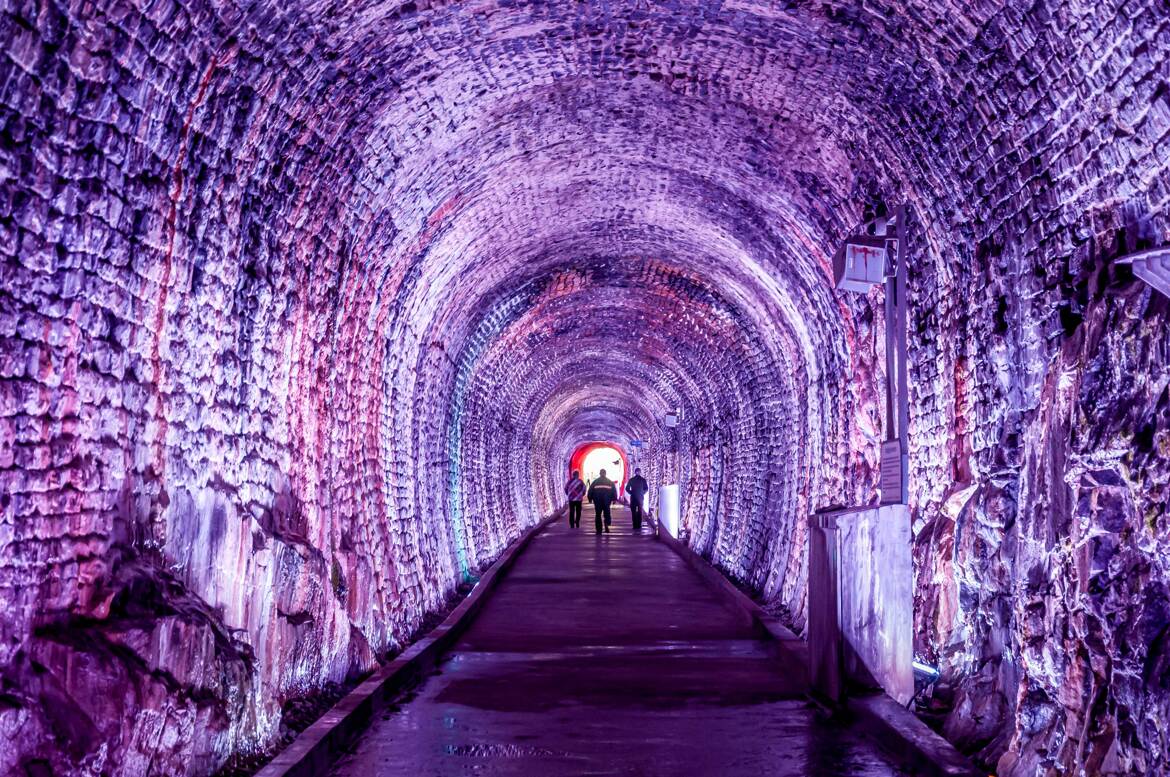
[656,526,803,645]
[255,511,562,777]
[653,525,980,777]
[849,693,982,777]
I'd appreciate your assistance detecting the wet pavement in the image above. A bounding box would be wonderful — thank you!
[332,507,910,776]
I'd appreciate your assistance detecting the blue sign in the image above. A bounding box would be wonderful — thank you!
[629,440,644,447]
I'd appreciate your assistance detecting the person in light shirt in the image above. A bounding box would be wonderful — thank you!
[564,470,586,529]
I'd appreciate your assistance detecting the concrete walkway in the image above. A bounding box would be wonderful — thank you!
[332,507,909,776]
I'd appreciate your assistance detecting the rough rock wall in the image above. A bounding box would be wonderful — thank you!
[0,2,367,771]
[0,0,498,771]
[894,4,1170,774]
[0,0,1168,775]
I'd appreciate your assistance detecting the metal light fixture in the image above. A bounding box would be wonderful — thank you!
[833,235,889,292]
[835,206,910,506]
[1118,246,1170,298]
[912,659,940,680]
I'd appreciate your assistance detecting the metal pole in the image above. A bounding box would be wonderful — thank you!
[883,219,898,441]
[895,206,910,455]
[879,206,910,505]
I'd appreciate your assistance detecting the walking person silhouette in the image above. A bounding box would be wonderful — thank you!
[587,469,618,534]
[625,468,649,531]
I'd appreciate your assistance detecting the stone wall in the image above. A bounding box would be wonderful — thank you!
[890,4,1170,773]
[0,0,1167,774]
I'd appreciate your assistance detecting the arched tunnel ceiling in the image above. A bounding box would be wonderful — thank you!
[1,0,1168,775]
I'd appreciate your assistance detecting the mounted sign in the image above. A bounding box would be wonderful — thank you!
[629,440,644,448]
[833,235,888,292]
[879,439,905,505]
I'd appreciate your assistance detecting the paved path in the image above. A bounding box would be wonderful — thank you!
[332,507,908,776]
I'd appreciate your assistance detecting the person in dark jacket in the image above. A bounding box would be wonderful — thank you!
[587,469,618,534]
[564,470,586,528]
[625,468,649,530]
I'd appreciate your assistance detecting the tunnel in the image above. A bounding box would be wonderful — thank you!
[0,0,1168,774]
[570,441,628,495]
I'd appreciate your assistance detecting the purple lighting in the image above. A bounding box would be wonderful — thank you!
[0,1,1167,775]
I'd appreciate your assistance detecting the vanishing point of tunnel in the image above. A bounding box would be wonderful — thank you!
[1,0,1169,775]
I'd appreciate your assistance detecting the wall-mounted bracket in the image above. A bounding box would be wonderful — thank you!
[1118,246,1170,298]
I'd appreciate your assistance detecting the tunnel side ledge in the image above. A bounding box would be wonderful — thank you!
[254,510,564,777]
[652,521,980,777]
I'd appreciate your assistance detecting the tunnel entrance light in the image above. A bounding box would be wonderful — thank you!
[1118,246,1170,298]
[835,206,910,505]
[581,446,625,492]
[569,442,629,495]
